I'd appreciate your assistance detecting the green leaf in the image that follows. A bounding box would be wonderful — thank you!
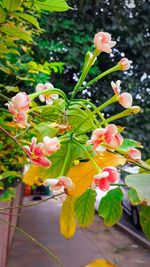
[140,205,150,240]
[98,188,123,226]
[0,171,19,180]
[34,122,58,140]
[0,7,6,23]
[125,173,150,205]
[3,0,21,11]
[34,0,71,12]
[0,187,15,202]
[75,189,96,228]
[14,12,40,29]
[128,188,142,205]
[119,138,143,151]
[40,140,88,179]
[67,106,95,134]
[42,105,63,122]
[1,23,33,43]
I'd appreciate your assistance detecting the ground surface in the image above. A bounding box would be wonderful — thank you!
[7,196,150,267]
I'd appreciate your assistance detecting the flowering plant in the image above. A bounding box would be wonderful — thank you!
[1,31,150,243]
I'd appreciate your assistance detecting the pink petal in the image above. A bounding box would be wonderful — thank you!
[128,148,141,160]
[31,157,51,168]
[109,133,123,148]
[119,93,133,108]
[103,167,119,183]
[98,178,110,191]
[36,83,45,92]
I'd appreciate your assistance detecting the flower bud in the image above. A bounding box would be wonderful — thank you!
[127,148,141,161]
[130,106,141,114]
[118,58,130,71]
[119,92,133,108]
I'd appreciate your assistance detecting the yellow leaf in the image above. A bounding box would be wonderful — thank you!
[60,196,76,239]
[94,151,126,168]
[85,259,117,267]
[22,165,43,186]
[68,151,126,197]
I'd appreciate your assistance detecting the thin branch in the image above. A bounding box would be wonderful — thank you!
[0,192,64,211]
[0,126,28,156]
[0,216,65,267]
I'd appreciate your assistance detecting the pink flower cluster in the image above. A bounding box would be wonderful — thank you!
[87,124,123,151]
[23,136,60,168]
[111,80,133,108]
[6,92,30,127]
[36,83,58,105]
[94,166,119,191]
[43,176,74,191]
[94,32,116,53]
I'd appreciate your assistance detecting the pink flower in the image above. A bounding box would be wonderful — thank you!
[43,176,74,191]
[87,124,123,150]
[118,58,130,71]
[94,166,119,191]
[111,80,121,94]
[13,111,28,127]
[111,80,133,108]
[94,32,116,53]
[43,136,61,156]
[36,83,58,105]
[127,148,141,161]
[119,92,133,108]
[6,92,30,114]
[23,137,51,168]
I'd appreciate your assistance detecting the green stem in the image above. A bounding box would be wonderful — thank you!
[110,183,127,186]
[69,49,100,103]
[58,142,71,176]
[79,99,107,125]
[79,65,120,91]
[99,107,137,126]
[28,105,63,114]
[29,88,68,103]
[0,93,10,101]
[0,217,64,267]
[73,95,118,135]
[73,140,101,173]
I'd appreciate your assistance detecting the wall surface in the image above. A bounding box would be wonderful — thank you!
[0,184,22,267]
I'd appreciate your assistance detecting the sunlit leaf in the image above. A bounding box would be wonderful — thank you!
[68,152,126,197]
[98,188,123,226]
[75,189,96,228]
[34,0,71,12]
[119,138,143,151]
[125,173,150,205]
[85,259,117,267]
[14,12,40,29]
[0,7,6,23]
[3,0,21,11]
[22,165,43,186]
[1,23,33,43]
[60,196,76,239]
